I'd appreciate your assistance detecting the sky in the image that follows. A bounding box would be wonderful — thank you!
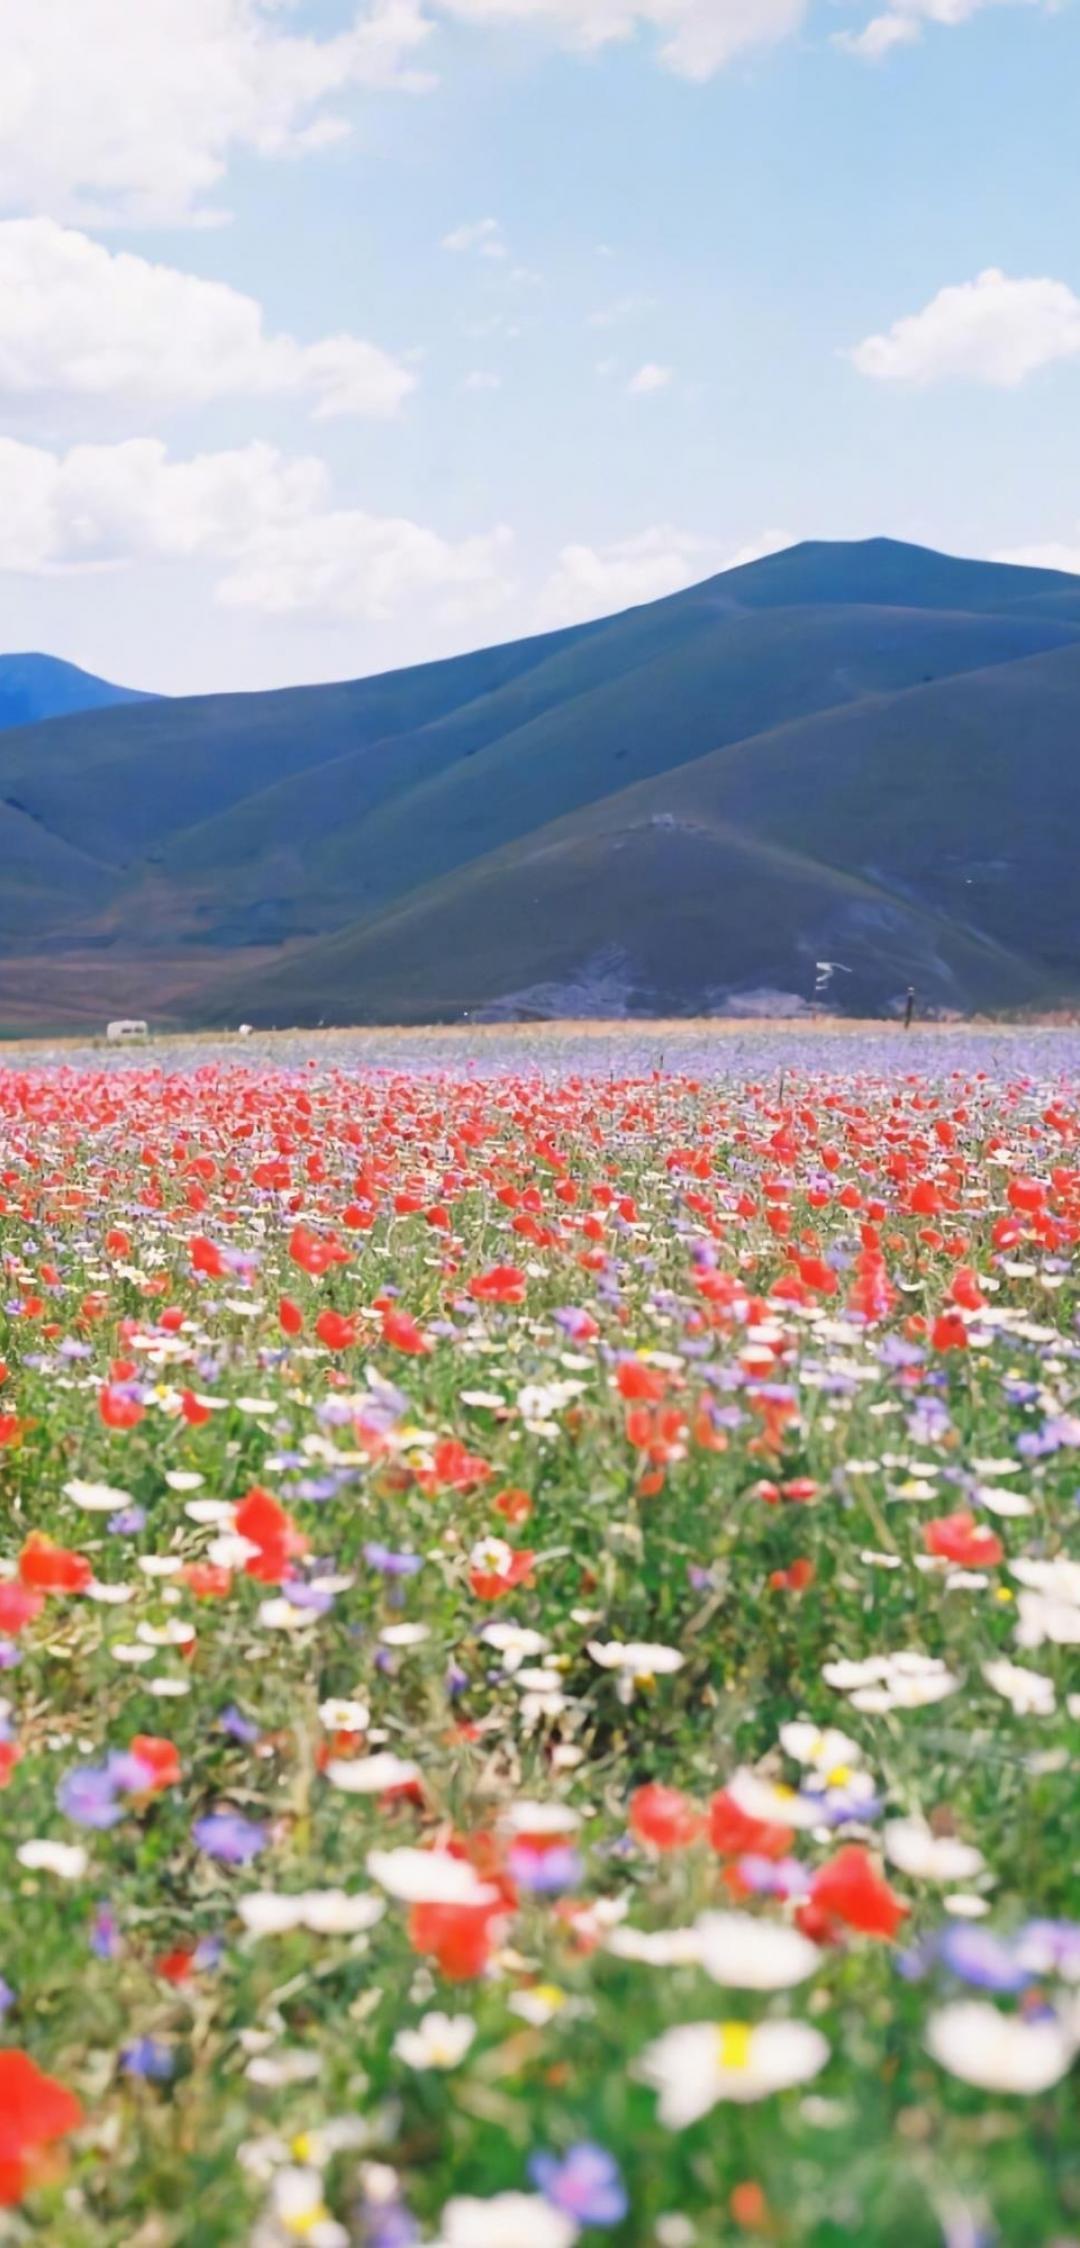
[1,0,1079,695]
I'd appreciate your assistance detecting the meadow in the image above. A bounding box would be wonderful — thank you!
[0,1025,1078,2246]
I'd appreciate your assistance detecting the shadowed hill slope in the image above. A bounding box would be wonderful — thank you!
[150,601,1080,945]
[5,537,1080,1027]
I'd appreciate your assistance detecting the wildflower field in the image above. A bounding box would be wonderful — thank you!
[0,1029,1078,2247]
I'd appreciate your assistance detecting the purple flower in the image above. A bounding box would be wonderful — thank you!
[737,1854,810,1900]
[58,1762,125,1830]
[218,1705,259,1744]
[192,1812,267,1864]
[0,1976,15,2019]
[509,1843,582,1895]
[120,2037,174,2081]
[292,1475,349,1502]
[530,2144,628,2228]
[364,1543,423,1578]
[282,1580,334,1613]
[936,1925,1030,1994]
[1016,1918,1080,1978]
[90,1905,123,1961]
[108,1506,146,1536]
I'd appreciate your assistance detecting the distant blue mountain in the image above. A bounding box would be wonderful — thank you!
[0,653,154,732]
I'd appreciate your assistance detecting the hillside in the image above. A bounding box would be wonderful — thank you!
[0,653,152,732]
[4,537,1080,1029]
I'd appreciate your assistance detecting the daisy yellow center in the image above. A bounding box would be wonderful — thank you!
[285,2209,329,2241]
[717,2022,753,2071]
[826,1763,853,1787]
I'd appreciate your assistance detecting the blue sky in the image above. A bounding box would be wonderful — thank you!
[0,0,1078,693]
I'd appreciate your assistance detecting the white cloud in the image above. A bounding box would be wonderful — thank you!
[0,0,1056,241]
[220,513,514,619]
[0,0,433,226]
[839,0,1046,62]
[850,269,1080,388]
[461,370,503,390]
[435,0,809,79]
[994,537,1080,575]
[535,524,794,626]
[442,217,508,258]
[0,0,1049,239]
[0,435,513,623]
[0,219,414,420]
[626,361,673,395]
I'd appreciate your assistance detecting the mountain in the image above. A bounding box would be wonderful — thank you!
[3,537,1080,1032]
[0,653,152,732]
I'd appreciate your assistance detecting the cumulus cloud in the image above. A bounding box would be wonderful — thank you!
[0,435,513,622]
[849,269,1080,388]
[435,0,808,79]
[0,0,433,226]
[839,0,1046,63]
[0,0,1052,235]
[626,362,673,395]
[0,219,414,420]
[535,524,794,626]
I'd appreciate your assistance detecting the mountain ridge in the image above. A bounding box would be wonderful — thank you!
[4,537,1080,1029]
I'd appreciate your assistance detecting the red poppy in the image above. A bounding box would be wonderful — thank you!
[804,1846,908,1940]
[98,1384,145,1430]
[278,1296,304,1336]
[768,1558,816,1593]
[616,1358,667,1402]
[381,1307,431,1355]
[181,1562,232,1599]
[467,1544,535,1601]
[407,1899,505,1981]
[234,1486,308,1583]
[0,1584,44,1634]
[420,1438,490,1493]
[129,1735,182,1792]
[924,1510,1003,1568]
[708,1789,794,1862]
[0,2050,83,2207]
[629,1782,705,1852]
[930,1311,969,1353]
[493,1487,533,1525]
[467,1264,527,1304]
[289,1225,347,1278]
[189,1235,227,1279]
[314,1307,359,1351]
[18,1534,92,1595]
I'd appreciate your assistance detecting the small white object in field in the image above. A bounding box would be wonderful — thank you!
[105,1019,148,1041]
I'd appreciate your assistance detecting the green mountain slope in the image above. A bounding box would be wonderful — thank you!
[0,621,590,865]
[204,807,1048,1027]
[150,600,1080,946]
[0,798,114,945]
[6,537,1080,1029]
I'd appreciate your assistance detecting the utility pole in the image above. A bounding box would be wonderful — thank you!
[904,985,915,1031]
